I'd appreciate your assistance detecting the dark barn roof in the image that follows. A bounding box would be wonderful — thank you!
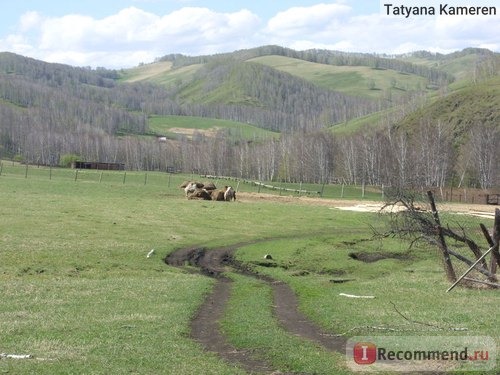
[72,161,125,171]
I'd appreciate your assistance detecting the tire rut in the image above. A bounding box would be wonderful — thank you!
[165,244,346,374]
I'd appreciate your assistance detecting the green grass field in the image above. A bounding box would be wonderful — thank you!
[148,115,278,142]
[1,163,498,374]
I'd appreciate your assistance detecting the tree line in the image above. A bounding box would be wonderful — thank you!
[0,50,498,189]
[160,44,455,85]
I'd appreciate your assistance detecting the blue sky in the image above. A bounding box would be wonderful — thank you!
[0,0,498,68]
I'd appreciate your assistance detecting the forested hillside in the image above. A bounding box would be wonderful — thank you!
[0,46,498,188]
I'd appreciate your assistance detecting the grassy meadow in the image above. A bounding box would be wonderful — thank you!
[148,115,279,142]
[0,163,498,374]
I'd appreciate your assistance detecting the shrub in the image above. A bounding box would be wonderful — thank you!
[60,153,81,168]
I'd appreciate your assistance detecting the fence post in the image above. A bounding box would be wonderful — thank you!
[427,190,456,282]
[490,209,500,274]
[25,164,28,178]
[99,172,103,183]
[74,169,79,181]
[123,171,127,184]
[144,172,148,185]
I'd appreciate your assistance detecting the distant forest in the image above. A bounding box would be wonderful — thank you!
[0,47,498,189]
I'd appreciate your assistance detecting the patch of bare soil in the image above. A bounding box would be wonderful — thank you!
[169,127,221,139]
[165,244,346,374]
[236,192,497,218]
[166,245,280,374]
[348,251,412,263]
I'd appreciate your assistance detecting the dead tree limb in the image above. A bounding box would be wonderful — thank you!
[463,277,500,288]
[390,301,466,331]
[480,222,498,281]
[447,245,496,292]
[427,191,456,282]
[446,248,496,279]
[490,209,500,273]
[440,225,489,271]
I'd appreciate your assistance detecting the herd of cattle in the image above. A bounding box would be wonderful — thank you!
[180,181,236,201]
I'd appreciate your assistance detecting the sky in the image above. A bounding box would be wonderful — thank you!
[0,0,498,69]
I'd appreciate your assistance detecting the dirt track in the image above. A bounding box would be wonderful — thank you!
[164,193,497,373]
[165,244,346,374]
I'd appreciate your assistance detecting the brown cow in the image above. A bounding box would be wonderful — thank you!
[187,188,212,200]
[203,182,217,191]
[210,189,225,201]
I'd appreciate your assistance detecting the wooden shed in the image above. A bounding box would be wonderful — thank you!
[72,161,125,171]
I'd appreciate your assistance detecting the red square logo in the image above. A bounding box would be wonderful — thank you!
[353,342,377,365]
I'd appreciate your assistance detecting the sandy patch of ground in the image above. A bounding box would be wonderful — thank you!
[169,127,221,138]
[236,192,497,219]
[126,61,173,82]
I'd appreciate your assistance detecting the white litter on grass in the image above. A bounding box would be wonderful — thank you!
[334,204,407,213]
[147,249,155,258]
[1,353,33,359]
[339,293,375,299]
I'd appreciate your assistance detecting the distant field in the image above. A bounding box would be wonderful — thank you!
[249,55,429,99]
[120,62,201,88]
[148,115,279,141]
[118,60,173,82]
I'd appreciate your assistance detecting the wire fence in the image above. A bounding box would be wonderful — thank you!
[0,162,385,200]
[1,161,499,206]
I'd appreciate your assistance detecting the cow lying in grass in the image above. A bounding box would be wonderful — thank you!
[181,181,236,202]
[210,189,225,201]
[183,181,203,196]
[224,186,236,201]
[187,188,212,200]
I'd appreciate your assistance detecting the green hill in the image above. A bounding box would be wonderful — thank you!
[248,55,429,100]
[400,75,500,139]
[0,46,498,186]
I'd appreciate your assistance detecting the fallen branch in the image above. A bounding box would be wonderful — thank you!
[447,244,496,292]
[390,301,467,331]
[463,277,500,288]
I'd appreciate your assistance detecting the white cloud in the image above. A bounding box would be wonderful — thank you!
[0,2,498,68]
[19,11,43,32]
[266,3,351,37]
[1,6,261,68]
[264,4,499,55]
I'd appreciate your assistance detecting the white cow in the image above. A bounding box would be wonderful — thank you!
[224,186,236,201]
[184,182,198,196]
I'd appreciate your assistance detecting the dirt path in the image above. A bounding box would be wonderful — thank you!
[165,244,346,374]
